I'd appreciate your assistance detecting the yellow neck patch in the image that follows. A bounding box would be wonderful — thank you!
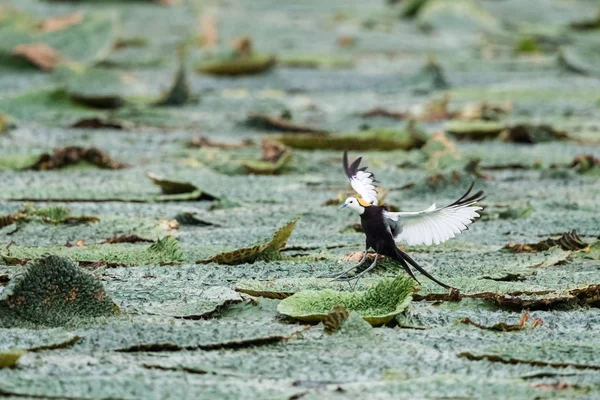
[357,198,373,207]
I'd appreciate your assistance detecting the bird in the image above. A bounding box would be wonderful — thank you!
[326,151,484,289]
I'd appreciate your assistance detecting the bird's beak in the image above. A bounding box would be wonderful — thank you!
[339,203,347,209]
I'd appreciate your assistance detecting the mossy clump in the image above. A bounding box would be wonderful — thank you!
[0,255,118,327]
[277,276,416,326]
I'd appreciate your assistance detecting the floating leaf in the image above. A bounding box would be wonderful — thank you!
[480,202,534,221]
[58,66,141,109]
[276,126,427,151]
[70,117,127,130]
[197,217,299,265]
[245,113,328,133]
[174,212,218,226]
[235,277,374,299]
[28,146,128,170]
[0,350,24,368]
[147,172,218,201]
[145,286,243,319]
[1,236,185,267]
[278,54,353,69]
[0,204,99,228]
[569,154,600,175]
[104,234,154,244]
[154,65,192,107]
[196,38,275,76]
[196,54,275,75]
[446,121,569,143]
[277,276,415,325]
[559,43,600,78]
[0,9,117,67]
[0,255,118,327]
[411,57,449,90]
[421,132,461,172]
[242,140,293,175]
[506,230,588,253]
[417,0,499,32]
[459,342,600,370]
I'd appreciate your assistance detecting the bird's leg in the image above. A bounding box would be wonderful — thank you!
[338,252,379,289]
[318,245,369,279]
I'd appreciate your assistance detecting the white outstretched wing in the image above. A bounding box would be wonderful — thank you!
[343,151,378,205]
[383,183,484,246]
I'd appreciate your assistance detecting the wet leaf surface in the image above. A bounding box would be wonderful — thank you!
[1,0,600,397]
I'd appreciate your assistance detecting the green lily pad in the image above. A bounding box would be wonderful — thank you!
[277,276,415,325]
[0,9,117,68]
[57,65,148,109]
[0,255,118,327]
[236,277,375,299]
[197,217,299,265]
[559,43,600,78]
[1,236,185,266]
[417,0,499,32]
[276,127,427,151]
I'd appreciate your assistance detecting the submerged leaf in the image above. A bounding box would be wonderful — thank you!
[0,255,118,327]
[197,217,299,265]
[278,276,415,325]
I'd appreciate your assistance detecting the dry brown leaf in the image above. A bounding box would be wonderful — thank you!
[12,44,61,72]
[38,12,84,33]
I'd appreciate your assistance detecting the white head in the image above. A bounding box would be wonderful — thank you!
[339,197,366,215]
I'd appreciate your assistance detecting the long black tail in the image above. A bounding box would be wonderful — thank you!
[392,247,453,290]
